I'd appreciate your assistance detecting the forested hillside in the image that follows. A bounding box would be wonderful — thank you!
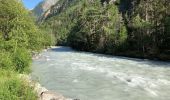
[1,0,169,99]
[0,0,54,99]
[37,0,170,60]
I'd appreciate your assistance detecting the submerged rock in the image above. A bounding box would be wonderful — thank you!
[126,79,132,82]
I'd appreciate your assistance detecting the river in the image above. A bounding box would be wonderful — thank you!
[31,46,170,100]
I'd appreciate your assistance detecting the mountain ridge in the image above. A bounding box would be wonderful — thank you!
[32,0,59,18]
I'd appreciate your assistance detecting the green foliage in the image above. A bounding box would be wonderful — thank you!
[132,15,152,28]
[0,70,37,100]
[0,0,55,99]
[118,0,170,59]
[41,2,80,45]
[0,0,53,72]
[40,0,170,60]
[67,1,127,53]
[0,0,53,98]
[12,48,31,73]
[0,51,14,70]
[165,16,170,35]
[42,0,128,54]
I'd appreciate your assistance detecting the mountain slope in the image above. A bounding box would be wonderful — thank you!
[35,0,170,60]
[32,0,59,18]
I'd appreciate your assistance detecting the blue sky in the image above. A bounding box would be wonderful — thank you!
[22,0,43,9]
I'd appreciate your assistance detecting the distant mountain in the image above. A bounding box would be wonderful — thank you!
[32,0,59,18]
[33,0,119,21]
[34,0,80,22]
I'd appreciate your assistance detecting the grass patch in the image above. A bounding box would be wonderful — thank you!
[0,69,37,100]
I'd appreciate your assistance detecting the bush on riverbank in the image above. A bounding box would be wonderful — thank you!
[0,70,37,100]
[0,0,53,72]
[0,0,53,99]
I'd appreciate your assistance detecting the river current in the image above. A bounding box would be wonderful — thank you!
[31,46,170,100]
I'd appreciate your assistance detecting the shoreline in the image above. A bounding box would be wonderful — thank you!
[19,74,74,100]
[30,46,77,100]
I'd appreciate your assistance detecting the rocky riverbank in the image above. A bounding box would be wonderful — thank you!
[19,74,75,100]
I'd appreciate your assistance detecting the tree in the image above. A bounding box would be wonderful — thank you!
[0,0,52,72]
[68,1,127,53]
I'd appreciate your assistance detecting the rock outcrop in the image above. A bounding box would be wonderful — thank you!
[32,0,59,18]
[34,82,72,100]
[34,0,81,22]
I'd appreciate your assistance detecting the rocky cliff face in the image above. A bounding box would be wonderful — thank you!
[37,0,80,21]
[34,0,119,21]
[32,0,59,18]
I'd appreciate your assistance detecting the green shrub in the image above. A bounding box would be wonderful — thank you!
[0,0,52,99]
[12,48,31,73]
[0,51,14,70]
[0,0,52,73]
[0,70,37,100]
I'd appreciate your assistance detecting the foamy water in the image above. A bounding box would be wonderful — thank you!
[32,46,170,100]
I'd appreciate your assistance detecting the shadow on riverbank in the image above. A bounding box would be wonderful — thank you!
[49,46,170,68]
